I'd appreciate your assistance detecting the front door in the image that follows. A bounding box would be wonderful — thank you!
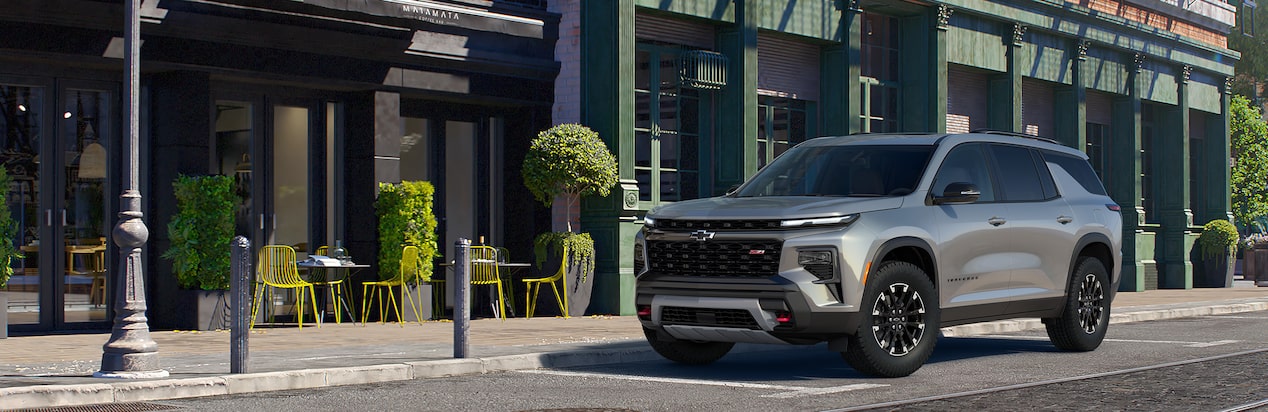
[3,79,116,332]
[213,98,317,251]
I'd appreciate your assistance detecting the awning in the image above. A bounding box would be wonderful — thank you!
[300,0,546,39]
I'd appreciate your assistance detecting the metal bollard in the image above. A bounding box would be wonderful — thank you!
[454,238,470,358]
[230,236,251,374]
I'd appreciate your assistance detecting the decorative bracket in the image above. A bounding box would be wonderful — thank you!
[1075,40,1090,61]
[936,5,954,31]
[1180,65,1192,84]
[1012,24,1027,47]
[1132,53,1146,73]
[1225,77,1235,95]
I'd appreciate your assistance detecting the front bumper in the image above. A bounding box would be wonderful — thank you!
[636,280,862,345]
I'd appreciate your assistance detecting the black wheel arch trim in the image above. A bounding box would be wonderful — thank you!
[1067,232,1117,300]
[872,237,937,281]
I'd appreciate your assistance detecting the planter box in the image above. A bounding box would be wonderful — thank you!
[174,289,232,331]
[1194,253,1235,288]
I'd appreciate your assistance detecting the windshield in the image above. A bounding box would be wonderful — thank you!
[734,144,934,197]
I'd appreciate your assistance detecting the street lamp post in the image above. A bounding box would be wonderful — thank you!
[95,0,166,379]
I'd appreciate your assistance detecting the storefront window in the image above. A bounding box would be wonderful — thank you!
[635,44,706,204]
[860,13,901,132]
[756,96,811,168]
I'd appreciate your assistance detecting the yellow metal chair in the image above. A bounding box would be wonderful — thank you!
[522,243,569,319]
[307,246,350,324]
[470,245,507,321]
[250,245,320,329]
[362,245,424,326]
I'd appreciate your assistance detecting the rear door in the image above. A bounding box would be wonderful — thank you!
[986,144,1077,306]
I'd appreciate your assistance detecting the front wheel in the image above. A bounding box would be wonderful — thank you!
[843,261,940,378]
[1044,257,1111,351]
[643,327,734,365]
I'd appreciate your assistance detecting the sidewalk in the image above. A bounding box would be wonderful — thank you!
[3,282,1268,410]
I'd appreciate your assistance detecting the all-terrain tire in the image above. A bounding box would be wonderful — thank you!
[1044,257,1111,351]
[842,261,940,378]
[643,327,735,365]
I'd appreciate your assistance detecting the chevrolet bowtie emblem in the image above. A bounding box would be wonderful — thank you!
[690,230,716,242]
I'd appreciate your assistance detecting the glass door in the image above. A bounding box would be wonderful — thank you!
[2,82,46,329]
[2,79,115,331]
[58,88,112,324]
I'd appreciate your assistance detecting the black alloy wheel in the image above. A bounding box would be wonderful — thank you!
[871,282,927,356]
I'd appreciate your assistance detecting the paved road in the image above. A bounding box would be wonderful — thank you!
[151,310,1268,412]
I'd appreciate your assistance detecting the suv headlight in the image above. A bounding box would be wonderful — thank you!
[797,250,836,281]
[643,216,655,228]
[780,214,858,228]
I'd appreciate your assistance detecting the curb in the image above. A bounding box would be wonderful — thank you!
[3,300,1267,410]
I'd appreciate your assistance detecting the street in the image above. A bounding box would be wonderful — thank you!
[156,310,1268,411]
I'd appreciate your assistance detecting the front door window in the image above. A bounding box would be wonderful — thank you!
[2,84,44,327]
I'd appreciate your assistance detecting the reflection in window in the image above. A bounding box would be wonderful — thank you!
[634,44,706,204]
[757,96,811,169]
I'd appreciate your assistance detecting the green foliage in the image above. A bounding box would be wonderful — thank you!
[0,167,20,288]
[375,181,439,282]
[1230,9,1268,96]
[522,123,618,210]
[532,231,596,283]
[162,175,238,290]
[1230,95,1268,226]
[1199,219,1240,259]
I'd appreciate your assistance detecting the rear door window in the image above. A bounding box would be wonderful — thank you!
[988,144,1047,202]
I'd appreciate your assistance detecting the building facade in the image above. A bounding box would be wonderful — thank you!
[0,0,1243,334]
[2,0,558,333]
[552,0,1240,316]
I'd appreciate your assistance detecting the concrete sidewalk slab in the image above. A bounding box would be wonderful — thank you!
[2,284,1267,410]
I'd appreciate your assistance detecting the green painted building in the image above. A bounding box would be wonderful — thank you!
[549,0,1241,315]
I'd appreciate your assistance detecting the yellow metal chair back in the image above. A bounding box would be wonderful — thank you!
[523,243,569,319]
[470,245,507,320]
[315,246,329,256]
[250,245,320,329]
[362,245,421,325]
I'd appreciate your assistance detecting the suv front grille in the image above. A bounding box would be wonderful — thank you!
[660,306,760,329]
[647,240,782,278]
[656,219,783,231]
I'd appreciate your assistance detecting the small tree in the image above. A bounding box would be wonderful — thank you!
[1230,95,1268,227]
[522,123,619,233]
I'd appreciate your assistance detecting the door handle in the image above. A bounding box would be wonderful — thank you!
[46,209,52,226]
[988,217,1006,226]
[62,209,67,227]
[1057,216,1073,224]
[260,214,265,230]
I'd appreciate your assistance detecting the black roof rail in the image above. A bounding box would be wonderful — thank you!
[967,128,1061,145]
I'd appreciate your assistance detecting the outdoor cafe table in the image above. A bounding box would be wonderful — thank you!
[297,260,369,324]
[435,260,532,318]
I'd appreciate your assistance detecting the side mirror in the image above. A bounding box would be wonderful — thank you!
[933,182,980,205]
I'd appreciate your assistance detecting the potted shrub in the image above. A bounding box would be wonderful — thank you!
[162,174,238,329]
[374,180,439,321]
[1195,219,1239,288]
[0,167,20,338]
[523,123,618,317]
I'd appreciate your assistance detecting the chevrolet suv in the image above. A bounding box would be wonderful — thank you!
[633,131,1122,378]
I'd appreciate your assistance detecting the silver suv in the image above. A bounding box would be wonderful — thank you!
[633,131,1122,378]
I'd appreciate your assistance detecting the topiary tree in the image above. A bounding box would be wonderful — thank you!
[1198,219,1240,259]
[1230,95,1268,227]
[162,174,238,290]
[522,123,618,233]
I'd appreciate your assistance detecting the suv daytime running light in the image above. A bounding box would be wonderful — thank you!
[643,216,655,227]
[780,214,858,228]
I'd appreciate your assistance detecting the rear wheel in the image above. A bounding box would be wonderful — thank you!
[643,327,734,365]
[843,261,939,378]
[1044,257,1110,351]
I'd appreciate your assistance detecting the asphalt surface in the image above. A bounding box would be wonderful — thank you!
[2,281,1268,410]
